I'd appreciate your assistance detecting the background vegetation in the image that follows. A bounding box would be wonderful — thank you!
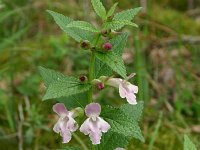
[0,0,200,149]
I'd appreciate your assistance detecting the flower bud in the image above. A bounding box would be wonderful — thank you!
[79,75,88,83]
[81,40,90,50]
[71,107,84,118]
[101,29,111,37]
[103,42,112,51]
[97,82,104,90]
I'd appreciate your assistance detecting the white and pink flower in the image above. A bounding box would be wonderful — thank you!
[80,103,110,145]
[53,103,78,143]
[106,74,138,105]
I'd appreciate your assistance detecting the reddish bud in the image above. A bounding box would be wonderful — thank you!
[79,76,87,82]
[103,43,112,51]
[81,40,90,49]
[97,82,104,90]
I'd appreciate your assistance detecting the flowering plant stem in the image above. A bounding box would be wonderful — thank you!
[88,34,101,103]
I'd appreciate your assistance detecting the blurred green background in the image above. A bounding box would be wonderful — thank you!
[0,0,200,149]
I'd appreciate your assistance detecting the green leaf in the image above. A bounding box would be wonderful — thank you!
[39,67,91,100]
[110,7,142,30]
[94,58,112,79]
[43,77,91,100]
[107,2,118,18]
[47,10,94,42]
[93,33,128,78]
[110,32,129,56]
[105,20,138,30]
[38,66,66,87]
[184,135,197,150]
[91,0,107,20]
[58,92,88,109]
[114,7,142,21]
[96,102,144,150]
[95,51,127,79]
[66,21,99,33]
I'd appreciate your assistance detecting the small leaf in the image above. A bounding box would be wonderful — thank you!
[107,2,118,18]
[47,10,94,42]
[108,7,142,30]
[91,0,107,20]
[66,21,99,33]
[114,7,142,21]
[95,51,127,79]
[105,20,138,30]
[184,135,197,150]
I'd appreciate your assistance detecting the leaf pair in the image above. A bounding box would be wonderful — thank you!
[39,67,91,100]
[96,101,145,150]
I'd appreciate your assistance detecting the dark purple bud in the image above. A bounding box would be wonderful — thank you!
[81,40,90,49]
[79,76,87,82]
[97,82,104,90]
[103,42,112,51]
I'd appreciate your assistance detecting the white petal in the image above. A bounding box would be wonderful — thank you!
[89,130,102,145]
[53,103,68,116]
[119,83,127,98]
[107,78,122,88]
[80,118,91,135]
[126,93,137,105]
[127,84,138,93]
[53,121,60,133]
[98,117,110,133]
[61,129,72,143]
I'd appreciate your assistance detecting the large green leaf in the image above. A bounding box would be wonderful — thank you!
[93,33,128,78]
[38,66,66,87]
[96,101,144,150]
[39,66,91,100]
[47,10,93,42]
[91,0,107,20]
[66,21,99,33]
[184,135,197,150]
[95,51,127,79]
[110,32,129,56]
[58,92,88,109]
[43,77,91,100]
[94,58,112,79]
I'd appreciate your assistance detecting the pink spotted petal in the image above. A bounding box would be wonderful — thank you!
[67,117,78,132]
[126,93,137,105]
[119,83,127,98]
[98,117,110,133]
[85,103,101,118]
[115,148,125,150]
[53,103,68,116]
